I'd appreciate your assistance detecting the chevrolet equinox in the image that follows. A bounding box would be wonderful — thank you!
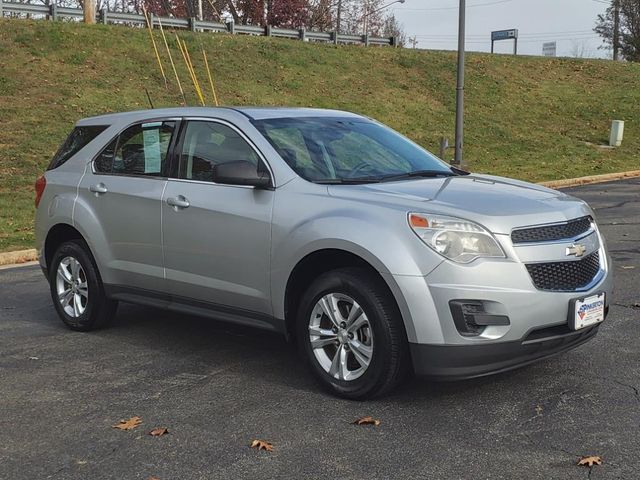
[35,107,612,399]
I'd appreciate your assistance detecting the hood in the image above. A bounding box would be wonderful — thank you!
[327,174,593,234]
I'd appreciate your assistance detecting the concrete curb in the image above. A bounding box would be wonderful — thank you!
[539,170,640,189]
[0,249,38,267]
[0,170,639,269]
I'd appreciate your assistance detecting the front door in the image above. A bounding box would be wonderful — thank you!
[162,119,274,317]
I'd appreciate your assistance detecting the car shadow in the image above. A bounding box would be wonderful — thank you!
[103,302,543,403]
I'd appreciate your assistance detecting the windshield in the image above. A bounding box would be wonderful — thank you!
[252,117,454,183]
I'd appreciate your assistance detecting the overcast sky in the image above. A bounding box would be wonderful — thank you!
[391,0,611,58]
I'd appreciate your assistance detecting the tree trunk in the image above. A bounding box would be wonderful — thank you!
[226,0,240,23]
[84,0,96,23]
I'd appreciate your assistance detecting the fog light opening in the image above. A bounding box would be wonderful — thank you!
[449,300,510,337]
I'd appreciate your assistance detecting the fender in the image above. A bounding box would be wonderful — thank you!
[270,212,444,343]
[35,168,86,267]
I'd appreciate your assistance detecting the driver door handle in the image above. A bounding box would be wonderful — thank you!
[166,195,190,209]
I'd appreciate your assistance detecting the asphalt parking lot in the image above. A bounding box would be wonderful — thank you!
[1,178,638,480]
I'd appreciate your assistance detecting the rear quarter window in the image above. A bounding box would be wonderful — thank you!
[48,125,108,170]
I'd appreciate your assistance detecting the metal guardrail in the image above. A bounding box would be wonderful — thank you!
[0,1,398,47]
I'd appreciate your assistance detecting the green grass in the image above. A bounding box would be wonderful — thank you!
[1,19,639,252]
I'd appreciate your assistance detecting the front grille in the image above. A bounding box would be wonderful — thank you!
[512,216,592,244]
[526,251,601,291]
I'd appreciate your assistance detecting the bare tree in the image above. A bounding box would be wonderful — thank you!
[381,11,405,45]
[570,40,595,58]
[594,0,640,61]
[44,0,407,39]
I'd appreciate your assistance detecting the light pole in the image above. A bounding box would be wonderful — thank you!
[613,0,620,60]
[362,0,405,35]
[454,0,465,166]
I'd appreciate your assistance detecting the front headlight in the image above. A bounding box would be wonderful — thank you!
[408,213,505,263]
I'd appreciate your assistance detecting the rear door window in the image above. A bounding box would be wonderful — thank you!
[94,137,117,173]
[48,125,107,170]
[95,121,176,176]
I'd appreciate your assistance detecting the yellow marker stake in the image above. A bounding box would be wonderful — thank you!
[141,6,167,89]
[176,35,197,104]
[202,48,219,106]
[181,38,206,106]
[183,39,205,106]
[157,18,186,105]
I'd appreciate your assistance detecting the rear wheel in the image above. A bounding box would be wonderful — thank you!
[49,240,117,331]
[297,267,409,399]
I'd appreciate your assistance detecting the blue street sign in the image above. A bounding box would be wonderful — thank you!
[491,29,518,41]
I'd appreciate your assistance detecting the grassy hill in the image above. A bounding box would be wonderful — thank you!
[1,19,639,252]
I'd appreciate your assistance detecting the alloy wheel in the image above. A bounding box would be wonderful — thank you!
[56,256,89,318]
[308,293,374,381]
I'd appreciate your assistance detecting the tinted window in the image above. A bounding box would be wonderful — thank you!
[179,121,259,182]
[110,121,176,176]
[94,137,117,173]
[253,117,451,182]
[48,125,107,170]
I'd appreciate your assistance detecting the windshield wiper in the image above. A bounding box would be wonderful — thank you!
[379,169,457,183]
[312,169,458,185]
[313,177,381,185]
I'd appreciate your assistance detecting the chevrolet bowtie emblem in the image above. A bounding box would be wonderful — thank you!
[566,243,587,257]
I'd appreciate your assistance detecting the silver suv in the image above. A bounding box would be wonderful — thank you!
[35,107,612,399]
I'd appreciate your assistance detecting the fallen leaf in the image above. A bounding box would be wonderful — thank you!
[149,427,169,437]
[578,455,602,467]
[148,477,160,480]
[352,416,381,426]
[112,416,142,430]
[621,266,635,270]
[250,439,273,452]
[535,405,543,415]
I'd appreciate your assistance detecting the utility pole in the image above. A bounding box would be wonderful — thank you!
[613,0,620,61]
[83,0,96,23]
[337,0,342,34]
[198,0,203,21]
[454,0,465,166]
[409,36,418,48]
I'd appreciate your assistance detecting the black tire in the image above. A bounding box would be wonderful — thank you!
[48,239,118,331]
[296,267,410,400]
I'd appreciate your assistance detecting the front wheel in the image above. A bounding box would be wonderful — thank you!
[49,239,117,331]
[297,267,410,399]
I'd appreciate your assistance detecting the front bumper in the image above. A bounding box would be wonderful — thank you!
[390,240,613,379]
[410,321,602,379]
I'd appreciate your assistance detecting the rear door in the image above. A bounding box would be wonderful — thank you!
[162,119,274,316]
[77,119,178,291]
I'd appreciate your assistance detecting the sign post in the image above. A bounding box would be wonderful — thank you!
[491,29,518,55]
[542,41,557,57]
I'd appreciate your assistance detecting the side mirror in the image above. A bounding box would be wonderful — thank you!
[212,161,271,188]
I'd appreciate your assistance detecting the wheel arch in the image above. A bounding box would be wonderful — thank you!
[44,223,86,271]
[282,248,413,342]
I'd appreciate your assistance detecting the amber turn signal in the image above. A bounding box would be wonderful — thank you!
[409,214,429,228]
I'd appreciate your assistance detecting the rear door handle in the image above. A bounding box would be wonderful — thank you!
[89,183,108,194]
[166,195,190,209]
